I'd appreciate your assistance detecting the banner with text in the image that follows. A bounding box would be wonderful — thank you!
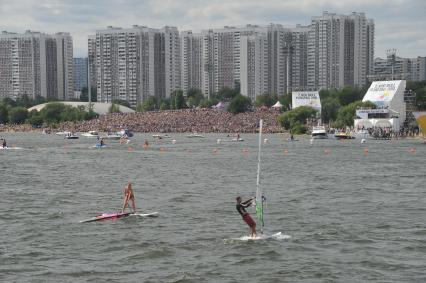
[292,91,321,112]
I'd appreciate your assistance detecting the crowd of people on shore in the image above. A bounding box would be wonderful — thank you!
[0,109,283,134]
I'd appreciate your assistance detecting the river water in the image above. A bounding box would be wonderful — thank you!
[0,133,425,282]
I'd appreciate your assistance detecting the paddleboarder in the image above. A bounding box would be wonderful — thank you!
[1,138,6,148]
[236,196,256,238]
[121,182,136,213]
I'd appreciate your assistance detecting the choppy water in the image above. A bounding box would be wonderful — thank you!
[0,133,425,282]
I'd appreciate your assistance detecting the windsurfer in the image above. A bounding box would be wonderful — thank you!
[236,196,256,238]
[121,182,136,213]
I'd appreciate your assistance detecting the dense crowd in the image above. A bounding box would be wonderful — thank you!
[0,109,283,133]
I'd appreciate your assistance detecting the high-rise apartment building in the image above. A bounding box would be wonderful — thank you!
[180,31,203,95]
[369,55,426,82]
[0,30,73,100]
[73,58,88,91]
[307,12,374,90]
[93,25,181,107]
[87,35,97,94]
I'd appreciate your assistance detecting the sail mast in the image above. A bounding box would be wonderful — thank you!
[256,119,264,233]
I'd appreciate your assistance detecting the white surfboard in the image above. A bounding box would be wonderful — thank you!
[227,231,291,242]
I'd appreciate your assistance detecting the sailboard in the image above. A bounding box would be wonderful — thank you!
[79,212,131,223]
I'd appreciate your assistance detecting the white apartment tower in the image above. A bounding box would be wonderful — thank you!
[0,30,73,100]
[163,27,181,98]
[180,31,203,95]
[307,12,374,90]
[94,26,181,107]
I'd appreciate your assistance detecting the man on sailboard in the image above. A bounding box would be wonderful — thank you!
[121,182,136,213]
[236,196,256,238]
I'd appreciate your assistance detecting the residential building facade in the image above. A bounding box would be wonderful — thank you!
[0,30,74,100]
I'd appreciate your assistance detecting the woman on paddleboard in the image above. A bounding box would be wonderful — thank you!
[121,182,136,213]
[236,196,256,238]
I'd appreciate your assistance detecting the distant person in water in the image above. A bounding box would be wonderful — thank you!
[100,138,105,146]
[122,182,136,213]
[1,138,6,148]
[236,196,256,238]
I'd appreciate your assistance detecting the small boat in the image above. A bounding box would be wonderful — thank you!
[311,126,328,139]
[64,134,79,140]
[334,132,355,140]
[56,131,71,136]
[118,129,134,138]
[187,133,205,138]
[231,138,244,142]
[81,131,99,138]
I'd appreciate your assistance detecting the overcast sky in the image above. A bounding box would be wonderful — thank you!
[0,0,424,58]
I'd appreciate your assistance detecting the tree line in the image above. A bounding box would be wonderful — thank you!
[0,99,97,126]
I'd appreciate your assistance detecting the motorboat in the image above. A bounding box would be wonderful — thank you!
[334,132,355,140]
[187,133,205,138]
[118,129,134,138]
[64,133,79,139]
[81,131,99,138]
[311,126,328,139]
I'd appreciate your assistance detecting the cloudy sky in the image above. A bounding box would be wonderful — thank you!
[0,0,424,58]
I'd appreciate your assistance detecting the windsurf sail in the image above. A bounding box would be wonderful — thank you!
[256,119,265,233]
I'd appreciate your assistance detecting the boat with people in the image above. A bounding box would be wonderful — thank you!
[81,131,99,138]
[334,132,355,140]
[187,133,205,138]
[311,126,328,139]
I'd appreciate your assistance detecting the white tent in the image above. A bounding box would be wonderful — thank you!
[271,101,283,109]
[354,119,373,129]
[373,119,392,128]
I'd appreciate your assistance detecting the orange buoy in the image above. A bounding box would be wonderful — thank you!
[283,149,288,155]
[324,149,330,155]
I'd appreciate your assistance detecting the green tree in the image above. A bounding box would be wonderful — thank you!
[186,88,204,108]
[227,95,251,114]
[16,94,33,108]
[0,103,8,124]
[136,96,157,112]
[215,87,239,102]
[278,93,292,111]
[321,97,341,124]
[277,106,318,134]
[254,93,277,107]
[333,100,376,127]
[170,90,186,109]
[39,103,67,123]
[337,86,364,106]
[108,103,121,113]
[198,98,215,109]
[26,109,44,125]
[2,97,17,108]
[159,99,170,110]
[8,107,28,124]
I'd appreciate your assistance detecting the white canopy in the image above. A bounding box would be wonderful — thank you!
[271,101,283,108]
[354,119,373,129]
[373,119,392,128]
